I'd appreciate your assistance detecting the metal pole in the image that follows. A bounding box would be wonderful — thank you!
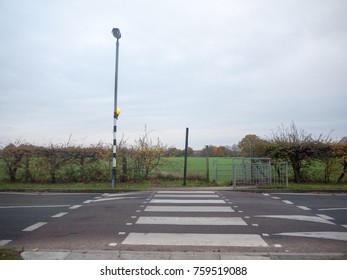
[112,28,121,189]
[205,145,210,182]
[183,127,189,186]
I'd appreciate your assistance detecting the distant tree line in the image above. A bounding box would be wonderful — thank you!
[1,123,346,184]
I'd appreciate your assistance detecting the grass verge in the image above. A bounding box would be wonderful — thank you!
[0,248,23,260]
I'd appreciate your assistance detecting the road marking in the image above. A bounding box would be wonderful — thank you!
[108,243,117,246]
[316,214,334,220]
[105,192,143,197]
[255,215,335,225]
[83,200,93,204]
[297,206,311,210]
[342,225,347,229]
[154,194,220,198]
[136,216,247,226]
[271,196,281,199]
[274,231,347,242]
[93,197,140,202]
[0,240,12,246]
[263,193,270,196]
[318,207,347,211]
[118,232,126,235]
[122,233,268,247]
[0,205,70,209]
[144,206,234,212]
[274,244,282,248]
[282,200,294,205]
[69,205,82,210]
[22,222,47,232]
[150,199,226,204]
[51,212,68,218]
[156,191,215,194]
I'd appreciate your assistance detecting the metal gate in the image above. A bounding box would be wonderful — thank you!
[212,157,288,188]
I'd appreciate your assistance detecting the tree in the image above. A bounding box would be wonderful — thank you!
[129,131,167,181]
[333,143,347,183]
[0,143,30,182]
[238,134,269,157]
[266,122,331,183]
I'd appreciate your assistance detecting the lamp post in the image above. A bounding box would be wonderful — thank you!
[112,28,121,189]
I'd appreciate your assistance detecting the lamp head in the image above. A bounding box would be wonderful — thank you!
[112,28,121,39]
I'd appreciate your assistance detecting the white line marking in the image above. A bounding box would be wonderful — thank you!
[150,199,226,204]
[106,192,143,197]
[316,214,335,220]
[252,224,259,227]
[122,233,268,247]
[255,215,335,225]
[154,194,220,198]
[22,222,47,232]
[274,244,282,248]
[144,206,234,212]
[282,200,294,205]
[274,231,347,241]
[108,243,117,246]
[271,197,281,200]
[297,206,311,210]
[263,193,270,196]
[0,205,70,209]
[126,223,133,226]
[93,197,140,202]
[0,240,12,246]
[136,216,247,226]
[262,233,269,237]
[342,225,347,229]
[318,207,347,211]
[118,232,126,235]
[156,191,215,194]
[69,205,82,210]
[83,200,93,204]
[51,212,68,218]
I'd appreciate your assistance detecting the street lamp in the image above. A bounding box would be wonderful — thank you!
[112,28,121,189]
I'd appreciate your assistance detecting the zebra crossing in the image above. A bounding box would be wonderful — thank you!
[121,190,269,248]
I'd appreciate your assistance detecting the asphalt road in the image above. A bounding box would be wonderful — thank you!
[1,190,347,256]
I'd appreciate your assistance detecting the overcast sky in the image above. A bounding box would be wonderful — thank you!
[1,0,346,149]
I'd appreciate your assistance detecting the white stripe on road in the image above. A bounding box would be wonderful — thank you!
[316,214,334,220]
[282,200,294,205]
[156,191,215,194]
[150,199,226,204]
[93,197,140,202]
[51,212,69,218]
[144,206,234,212]
[22,222,47,232]
[275,231,347,242]
[255,215,335,225]
[297,206,311,210]
[69,205,82,210]
[0,240,12,246]
[83,200,93,204]
[318,207,347,211]
[0,205,70,209]
[136,216,247,226]
[154,194,219,198]
[122,233,268,247]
